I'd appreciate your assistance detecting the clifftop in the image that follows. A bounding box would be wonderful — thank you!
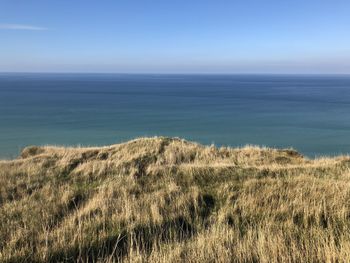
[1,137,350,262]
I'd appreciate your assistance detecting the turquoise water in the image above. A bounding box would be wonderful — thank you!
[1,73,350,158]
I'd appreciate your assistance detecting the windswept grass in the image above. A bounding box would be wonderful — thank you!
[1,137,350,262]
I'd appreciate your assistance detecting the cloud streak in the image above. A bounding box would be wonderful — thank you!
[0,23,47,30]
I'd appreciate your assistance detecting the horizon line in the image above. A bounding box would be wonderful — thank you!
[0,71,350,76]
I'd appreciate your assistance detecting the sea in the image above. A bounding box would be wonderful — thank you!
[1,73,350,158]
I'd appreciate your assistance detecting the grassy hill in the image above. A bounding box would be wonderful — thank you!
[1,137,350,262]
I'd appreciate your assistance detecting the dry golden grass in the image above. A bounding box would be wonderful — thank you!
[1,136,350,262]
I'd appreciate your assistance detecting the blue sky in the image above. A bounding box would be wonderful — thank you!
[1,0,350,73]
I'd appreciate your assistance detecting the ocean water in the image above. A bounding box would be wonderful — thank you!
[1,73,350,158]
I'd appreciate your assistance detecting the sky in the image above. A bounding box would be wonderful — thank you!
[1,0,350,74]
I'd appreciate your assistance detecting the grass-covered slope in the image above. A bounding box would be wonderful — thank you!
[1,137,350,262]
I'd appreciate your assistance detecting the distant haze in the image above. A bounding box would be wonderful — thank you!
[1,0,350,73]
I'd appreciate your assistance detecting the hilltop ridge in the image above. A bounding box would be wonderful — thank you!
[1,137,350,262]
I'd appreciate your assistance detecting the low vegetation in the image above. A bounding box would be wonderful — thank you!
[1,137,350,262]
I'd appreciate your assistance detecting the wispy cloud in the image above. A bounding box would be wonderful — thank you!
[0,23,47,31]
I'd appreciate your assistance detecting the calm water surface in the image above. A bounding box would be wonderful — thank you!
[1,73,350,158]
